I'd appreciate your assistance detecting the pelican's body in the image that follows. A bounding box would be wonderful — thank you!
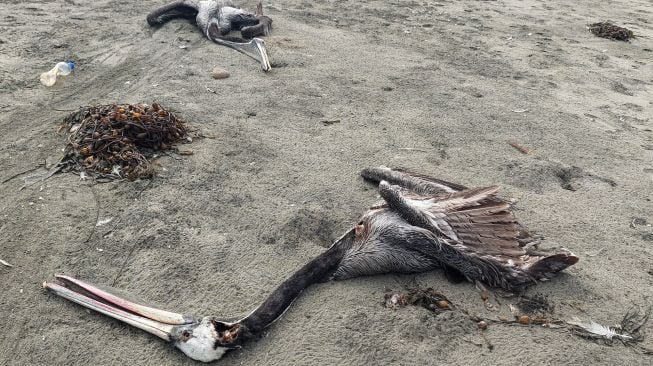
[44,167,578,362]
[147,1,272,70]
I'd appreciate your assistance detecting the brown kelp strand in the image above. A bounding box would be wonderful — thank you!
[61,103,189,180]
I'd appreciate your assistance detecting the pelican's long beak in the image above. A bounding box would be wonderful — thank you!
[212,37,271,72]
[43,274,196,341]
[250,38,271,72]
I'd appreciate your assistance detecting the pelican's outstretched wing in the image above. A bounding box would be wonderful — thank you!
[360,167,578,291]
[365,167,535,242]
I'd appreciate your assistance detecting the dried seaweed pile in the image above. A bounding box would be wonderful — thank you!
[60,103,189,180]
[589,22,634,41]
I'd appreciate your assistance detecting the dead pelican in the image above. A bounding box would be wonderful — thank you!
[44,167,578,362]
[147,1,272,71]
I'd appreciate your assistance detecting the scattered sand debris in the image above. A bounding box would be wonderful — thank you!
[630,217,648,228]
[585,247,606,257]
[507,140,531,155]
[177,148,194,155]
[0,259,13,267]
[321,119,340,126]
[56,103,190,181]
[474,300,650,352]
[384,288,453,314]
[385,287,650,349]
[465,310,565,329]
[398,147,430,152]
[95,217,113,226]
[588,22,634,41]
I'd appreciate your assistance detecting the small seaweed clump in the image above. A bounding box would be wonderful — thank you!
[588,22,634,41]
[60,103,188,180]
[384,288,453,314]
[517,293,554,315]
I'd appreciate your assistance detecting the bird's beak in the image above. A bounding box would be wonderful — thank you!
[252,38,271,72]
[43,274,197,341]
[228,38,270,72]
[209,34,272,72]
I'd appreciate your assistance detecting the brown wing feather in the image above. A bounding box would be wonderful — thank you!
[446,200,535,246]
[426,186,578,283]
[447,202,511,216]
[417,186,530,263]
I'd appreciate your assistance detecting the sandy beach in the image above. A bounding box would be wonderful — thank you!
[1,0,652,364]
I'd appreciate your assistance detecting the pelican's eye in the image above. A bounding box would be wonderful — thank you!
[179,329,192,342]
[355,221,365,237]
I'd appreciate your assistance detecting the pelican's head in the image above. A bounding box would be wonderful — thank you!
[171,317,238,362]
[43,275,242,362]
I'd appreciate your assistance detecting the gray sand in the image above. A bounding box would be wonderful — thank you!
[1,0,652,364]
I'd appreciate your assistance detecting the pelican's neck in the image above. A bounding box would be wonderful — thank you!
[238,230,354,336]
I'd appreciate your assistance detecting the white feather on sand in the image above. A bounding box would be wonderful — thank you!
[567,318,633,341]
